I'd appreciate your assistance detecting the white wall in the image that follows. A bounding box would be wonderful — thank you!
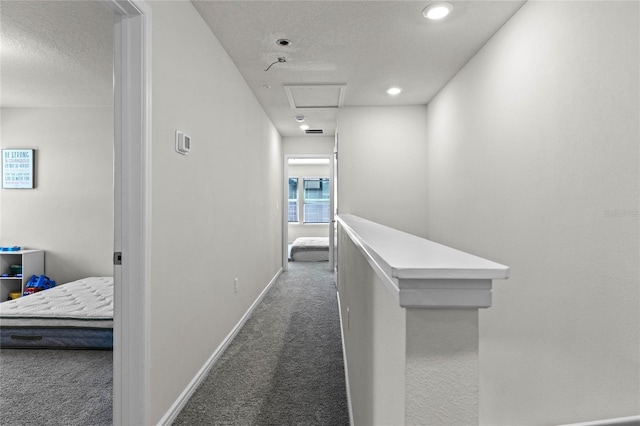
[147,2,282,422]
[405,308,479,425]
[282,136,334,156]
[337,106,430,237]
[424,1,639,424]
[0,107,114,284]
[337,226,406,426]
[287,163,330,242]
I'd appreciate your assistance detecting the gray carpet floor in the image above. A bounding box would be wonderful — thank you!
[173,261,350,426]
[0,348,112,425]
[0,262,348,426]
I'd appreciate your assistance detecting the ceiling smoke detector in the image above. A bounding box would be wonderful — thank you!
[276,39,292,47]
[295,115,306,123]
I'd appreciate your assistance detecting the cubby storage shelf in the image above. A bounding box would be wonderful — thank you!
[0,249,45,301]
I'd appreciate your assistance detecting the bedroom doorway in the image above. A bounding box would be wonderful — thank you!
[0,1,149,423]
[107,0,151,424]
[283,155,335,272]
[2,0,151,425]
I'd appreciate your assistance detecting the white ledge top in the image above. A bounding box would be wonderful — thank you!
[337,214,509,308]
[337,214,509,280]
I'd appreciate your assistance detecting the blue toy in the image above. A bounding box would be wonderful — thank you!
[22,275,56,296]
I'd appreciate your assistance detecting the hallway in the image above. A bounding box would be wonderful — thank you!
[172,262,349,425]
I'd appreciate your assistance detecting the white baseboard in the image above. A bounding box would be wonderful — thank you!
[336,290,355,426]
[559,416,640,426]
[158,267,283,426]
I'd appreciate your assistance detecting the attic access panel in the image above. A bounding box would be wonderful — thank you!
[284,84,346,109]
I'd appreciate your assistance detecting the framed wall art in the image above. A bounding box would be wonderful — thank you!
[2,149,35,189]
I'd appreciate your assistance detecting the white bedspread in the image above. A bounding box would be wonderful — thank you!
[0,277,113,328]
[290,237,330,261]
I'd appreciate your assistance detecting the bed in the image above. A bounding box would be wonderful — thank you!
[0,277,113,349]
[290,237,330,262]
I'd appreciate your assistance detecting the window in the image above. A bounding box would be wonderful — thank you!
[303,178,330,223]
[288,176,331,224]
[288,177,298,222]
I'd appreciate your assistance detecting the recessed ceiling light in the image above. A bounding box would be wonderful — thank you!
[300,124,310,130]
[262,84,271,89]
[423,2,454,20]
[295,115,306,123]
[276,39,292,47]
[387,87,402,95]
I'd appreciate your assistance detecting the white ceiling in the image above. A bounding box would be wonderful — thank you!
[0,0,525,137]
[0,0,113,108]
[192,0,526,137]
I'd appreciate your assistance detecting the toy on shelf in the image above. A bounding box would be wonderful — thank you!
[22,275,56,296]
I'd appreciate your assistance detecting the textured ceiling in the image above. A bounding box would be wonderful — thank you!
[0,0,113,108]
[192,0,526,137]
[0,0,526,135]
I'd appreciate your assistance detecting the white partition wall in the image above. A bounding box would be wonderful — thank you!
[337,215,509,425]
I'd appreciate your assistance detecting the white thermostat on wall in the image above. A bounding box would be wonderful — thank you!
[175,131,191,155]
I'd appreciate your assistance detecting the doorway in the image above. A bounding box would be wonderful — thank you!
[283,155,335,272]
[0,1,117,424]
[106,0,151,424]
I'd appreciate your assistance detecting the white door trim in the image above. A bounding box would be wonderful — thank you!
[102,0,152,424]
[283,154,335,272]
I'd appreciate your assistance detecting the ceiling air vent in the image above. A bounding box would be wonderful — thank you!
[305,129,324,135]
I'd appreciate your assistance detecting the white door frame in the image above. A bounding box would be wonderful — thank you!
[102,0,151,424]
[283,155,335,272]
